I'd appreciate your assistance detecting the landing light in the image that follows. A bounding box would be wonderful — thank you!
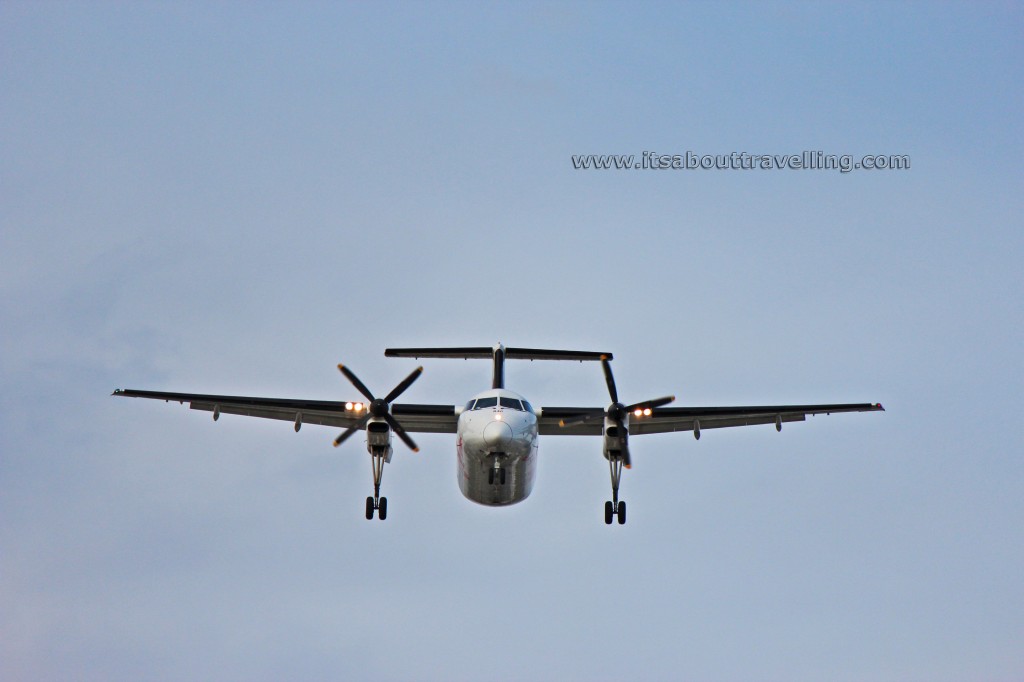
[354,402,364,412]
[345,402,354,411]
[495,413,502,421]
[634,408,643,417]
[643,408,652,416]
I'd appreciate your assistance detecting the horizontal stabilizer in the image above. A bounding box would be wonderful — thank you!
[385,346,611,361]
[387,344,611,389]
[505,347,610,362]
[385,347,493,359]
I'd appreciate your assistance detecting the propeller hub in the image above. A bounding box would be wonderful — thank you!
[370,398,389,417]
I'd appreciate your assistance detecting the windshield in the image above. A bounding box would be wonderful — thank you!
[473,397,498,409]
[500,397,524,410]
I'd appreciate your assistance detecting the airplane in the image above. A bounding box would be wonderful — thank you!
[113,343,884,524]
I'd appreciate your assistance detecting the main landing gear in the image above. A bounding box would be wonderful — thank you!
[365,447,388,520]
[604,455,626,525]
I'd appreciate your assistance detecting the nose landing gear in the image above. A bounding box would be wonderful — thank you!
[487,453,507,485]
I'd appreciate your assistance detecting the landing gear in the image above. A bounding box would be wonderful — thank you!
[604,455,627,525]
[488,454,506,485]
[365,495,388,520]
[365,447,388,521]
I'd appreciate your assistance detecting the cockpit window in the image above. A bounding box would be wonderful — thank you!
[500,397,523,410]
[465,400,476,410]
[474,397,498,409]
[521,400,534,414]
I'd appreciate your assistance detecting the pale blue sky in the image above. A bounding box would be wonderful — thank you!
[2,3,1022,680]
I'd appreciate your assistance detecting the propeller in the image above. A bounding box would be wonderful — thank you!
[559,355,674,467]
[333,363,424,452]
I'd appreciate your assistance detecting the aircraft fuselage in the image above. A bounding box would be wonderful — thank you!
[456,388,538,505]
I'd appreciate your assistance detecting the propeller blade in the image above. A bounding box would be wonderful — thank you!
[383,412,419,452]
[624,395,676,413]
[333,413,371,447]
[384,366,423,404]
[601,355,618,404]
[338,363,375,402]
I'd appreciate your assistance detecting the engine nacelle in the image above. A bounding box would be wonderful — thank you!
[603,416,628,461]
[366,419,394,463]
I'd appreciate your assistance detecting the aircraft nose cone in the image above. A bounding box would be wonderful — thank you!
[483,420,514,448]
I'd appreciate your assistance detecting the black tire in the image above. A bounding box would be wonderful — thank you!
[617,500,626,525]
[365,496,375,520]
[499,468,506,485]
[604,500,613,525]
[488,469,495,485]
[378,497,387,521]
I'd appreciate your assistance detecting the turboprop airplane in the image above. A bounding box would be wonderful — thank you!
[113,344,884,524]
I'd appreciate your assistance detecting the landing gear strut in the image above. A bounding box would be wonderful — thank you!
[604,455,626,525]
[488,454,507,485]
[365,447,388,520]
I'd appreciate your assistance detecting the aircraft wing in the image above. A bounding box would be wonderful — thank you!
[538,402,884,436]
[112,389,459,434]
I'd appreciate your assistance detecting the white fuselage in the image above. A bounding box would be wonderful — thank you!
[456,388,539,505]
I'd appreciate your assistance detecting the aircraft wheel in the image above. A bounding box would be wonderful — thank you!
[617,501,626,525]
[499,468,506,485]
[365,496,375,520]
[604,501,613,525]
[488,469,495,485]
[378,497,387,521]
